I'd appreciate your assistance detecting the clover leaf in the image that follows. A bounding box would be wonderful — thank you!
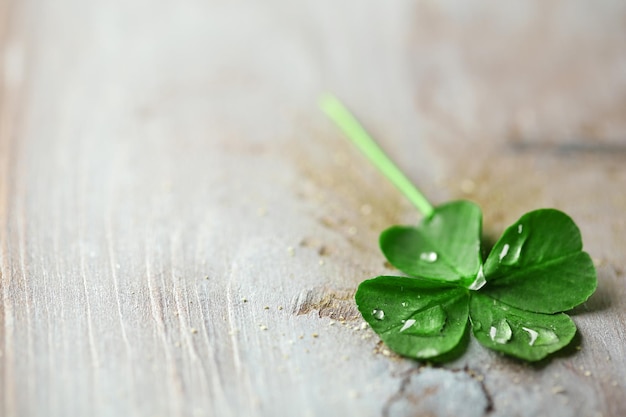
[320,93,597,362]
[482,208,597,313]
[380,201,482,286]
[355,276,469,359]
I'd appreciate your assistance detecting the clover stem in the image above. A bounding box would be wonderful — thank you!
[319,93,434,218]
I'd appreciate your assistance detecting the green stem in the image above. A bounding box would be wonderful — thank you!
[319,92,434,218]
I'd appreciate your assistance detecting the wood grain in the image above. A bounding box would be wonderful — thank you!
[1,1,625,416]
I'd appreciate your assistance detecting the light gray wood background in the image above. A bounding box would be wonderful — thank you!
[1,0,625,416]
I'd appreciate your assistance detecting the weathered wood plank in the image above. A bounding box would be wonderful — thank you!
[1,1,625,416]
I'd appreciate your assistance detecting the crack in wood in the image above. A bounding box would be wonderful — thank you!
[292,287,360,321]
[382,366,493,417]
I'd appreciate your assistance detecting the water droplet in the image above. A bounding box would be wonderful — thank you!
[416,348,438,358]
[489,319,512,344]
[400,319,416,332]
[499,240,524,266]
[522,327,539,346]
[419,252,438,263]
[522,327,559,346]
[468,265,486,290]
[499,244,510,262]
[400,305,446,336]
[517,224,523,234]
[536,329,560,346]
[372,309,385,320]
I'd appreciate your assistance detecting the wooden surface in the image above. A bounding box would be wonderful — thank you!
[1,1,626,416]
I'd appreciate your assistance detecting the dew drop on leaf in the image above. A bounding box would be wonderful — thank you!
[372,309,385,320]
[523,326,560,346]
[522,327,539,345]
[489,319,512,344]
[416,348,439,358]
[419,251,438,263]
[468,265,486,290]
[498,244,510,262]
[400,319,416,332]
[400,305,446,336]
[499,241,524,265]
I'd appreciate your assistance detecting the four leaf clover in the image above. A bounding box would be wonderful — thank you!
[355,201,597,361]
[320,93,597,362]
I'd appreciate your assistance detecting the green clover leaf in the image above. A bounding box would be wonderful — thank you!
[470,293,577,361]
[355,276,469,360]
[320,93,598,362]
[379,201,482,286]
[482,208,597,313]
